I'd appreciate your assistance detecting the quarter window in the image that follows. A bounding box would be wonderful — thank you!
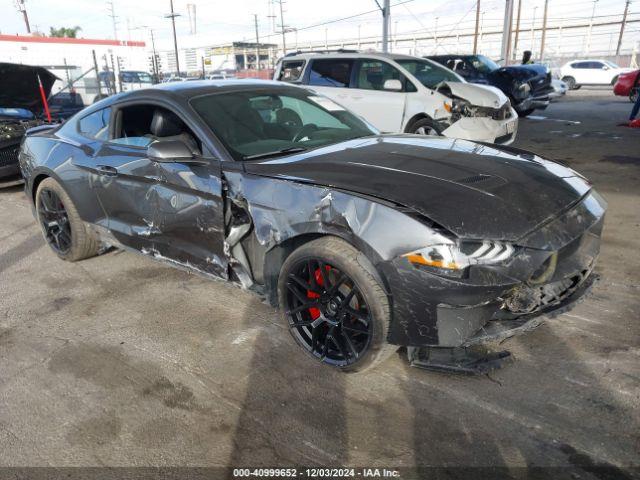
[78,107,111,140]
[308,59,354,88]
[278,60,305,82]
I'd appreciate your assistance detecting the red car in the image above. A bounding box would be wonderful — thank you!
[614,69,639,102]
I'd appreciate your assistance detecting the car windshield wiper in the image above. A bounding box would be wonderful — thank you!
[243,146,308,160]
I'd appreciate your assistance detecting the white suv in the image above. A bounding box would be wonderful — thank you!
[274,51,518,145]
[560,59,633,90]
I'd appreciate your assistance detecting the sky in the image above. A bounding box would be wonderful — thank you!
[1,0,636,52]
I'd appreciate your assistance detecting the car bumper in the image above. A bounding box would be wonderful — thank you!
[440,107,518,145]
[0,143,21,180]
[378,191,606,348]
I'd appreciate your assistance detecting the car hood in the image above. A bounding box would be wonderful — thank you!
[443,81,508,108]
[497,64,548,81]
[0,63,58,113]
[243,135,592,242]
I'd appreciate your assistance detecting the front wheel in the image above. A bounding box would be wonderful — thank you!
[562,76,577,90]
[630,87,639,103]
[407,117,441,136]
[278,237,396,373]
[35,177,99,261]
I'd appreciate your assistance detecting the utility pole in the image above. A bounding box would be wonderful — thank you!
[381,0,391,53]
[539,0,549,61]
[254,14,260,71]
[165,0,181,75]
[500,0,514,65]
[150,28,158,79]
[585,0,598,55]
[616,0,631,57]
[15,0,31,33]
[107,1,118,40]
[513,0,522,61]
[278,0,287,54]
[473,0,481,54]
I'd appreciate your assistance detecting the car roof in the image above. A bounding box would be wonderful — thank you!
[280,51,422,62]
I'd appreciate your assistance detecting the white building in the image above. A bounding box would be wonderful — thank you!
[0,34,149,101]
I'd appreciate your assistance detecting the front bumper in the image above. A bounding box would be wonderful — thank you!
[0,142,21,180]
[440,106,518,145]
[379,191,606,348]
[514,93,551,112]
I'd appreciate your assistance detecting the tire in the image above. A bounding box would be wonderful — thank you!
[562,76,577,90]
[35,177,99,262]
[630,88,639,103]
[406,117,441,136]
[517,108,535,118]
[278,236,396,373]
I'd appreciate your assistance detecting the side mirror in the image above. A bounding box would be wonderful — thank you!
[383,79,403,91]
[602,65,609,70]
[147,140,207,165]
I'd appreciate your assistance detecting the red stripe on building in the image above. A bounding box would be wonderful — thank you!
[0,34,145,47]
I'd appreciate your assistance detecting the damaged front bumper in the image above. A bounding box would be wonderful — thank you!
[440,106,518,145]
[380,191,606,349]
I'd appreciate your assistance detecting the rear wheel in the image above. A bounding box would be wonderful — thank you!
[278,237,396,373]
[35,177,99,261]
[562,76,577,90]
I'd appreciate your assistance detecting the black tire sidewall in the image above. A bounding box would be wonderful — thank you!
[409,118,440,136]
[35,178,94,261]
[277,237,391,373]
[563,77,576,90]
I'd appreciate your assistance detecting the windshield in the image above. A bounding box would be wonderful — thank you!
[604,60,620,69]
[469,55,500,73]
[395,58,461,88]
[0,107,34,120]
[191,89,377,160]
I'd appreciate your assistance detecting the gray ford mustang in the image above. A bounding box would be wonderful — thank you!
[18,80,606,373]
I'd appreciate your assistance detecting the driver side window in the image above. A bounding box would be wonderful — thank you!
[110,104,202,154]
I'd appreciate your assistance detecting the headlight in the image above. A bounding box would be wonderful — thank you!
[402,240,515,278]
[518,82,531,94]
[444,98,470,115]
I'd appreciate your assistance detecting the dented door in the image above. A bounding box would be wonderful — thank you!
[93,142,162,253]
[150,159,227,278]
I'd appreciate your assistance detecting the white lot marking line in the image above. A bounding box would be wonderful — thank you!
[527,115,581,125]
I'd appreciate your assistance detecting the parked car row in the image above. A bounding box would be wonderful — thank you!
[15,66,606,373]
[276,52,518,145]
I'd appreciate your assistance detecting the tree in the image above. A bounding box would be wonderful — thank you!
[49,26,82,38]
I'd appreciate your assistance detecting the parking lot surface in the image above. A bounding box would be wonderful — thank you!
[1,90,639,475]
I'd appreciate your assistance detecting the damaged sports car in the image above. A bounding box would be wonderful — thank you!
[19,80,606,372]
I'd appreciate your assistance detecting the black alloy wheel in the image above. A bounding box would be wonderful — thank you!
[37,188,72,254]
[284,257,373,367]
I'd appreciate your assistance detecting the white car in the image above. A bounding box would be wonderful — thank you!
[119,71,154,92]
[559,59,633,90]
[274,52,518,145]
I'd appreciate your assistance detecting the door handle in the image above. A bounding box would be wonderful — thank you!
[96,165,118,176]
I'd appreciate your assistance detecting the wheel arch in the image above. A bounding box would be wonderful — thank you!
[403,113,434,133]
[262,231,391,308]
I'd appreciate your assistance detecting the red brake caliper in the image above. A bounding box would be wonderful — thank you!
[307,266,330,320]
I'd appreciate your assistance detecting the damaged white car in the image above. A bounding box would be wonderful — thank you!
[275,52,518,144]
